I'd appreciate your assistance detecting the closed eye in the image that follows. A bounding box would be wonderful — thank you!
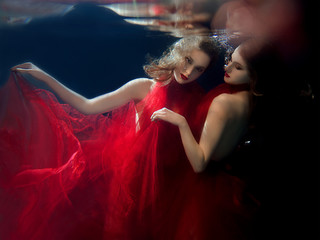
[196,67,205,73]
[235,63,243,70]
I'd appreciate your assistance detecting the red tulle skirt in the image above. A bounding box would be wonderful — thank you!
[0,73,258,240]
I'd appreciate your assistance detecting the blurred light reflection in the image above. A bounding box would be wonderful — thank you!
[104,1,215,37]
[0,0,217,37]
[0,0,315,75]
[0,0,74,25]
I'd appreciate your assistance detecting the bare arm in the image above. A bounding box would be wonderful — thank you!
[151,93,249,173]
[12,63,154,115]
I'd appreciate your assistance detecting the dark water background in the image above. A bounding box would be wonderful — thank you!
[0,1,319,239]
[0,2,225,96]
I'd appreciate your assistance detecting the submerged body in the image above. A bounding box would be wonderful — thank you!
[0,37,258,239]
[0,73,255,240]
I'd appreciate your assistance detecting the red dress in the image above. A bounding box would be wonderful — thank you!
[0,73,257,240]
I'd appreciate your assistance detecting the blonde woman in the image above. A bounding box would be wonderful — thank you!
[1,36,255,239]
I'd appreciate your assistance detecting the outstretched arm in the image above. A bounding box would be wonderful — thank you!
[151,94,248,173]
[12,62,154,115]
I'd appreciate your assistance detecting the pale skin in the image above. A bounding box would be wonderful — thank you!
[151,46,250,172]
[12,46,250,173]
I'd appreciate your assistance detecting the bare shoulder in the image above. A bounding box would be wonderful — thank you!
[126,78,156,100]
[209,91,250,119]
[128,78,155,88]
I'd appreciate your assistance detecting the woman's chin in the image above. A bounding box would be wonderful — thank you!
[223,76,230,83]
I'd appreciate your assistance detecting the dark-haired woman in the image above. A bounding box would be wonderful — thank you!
[0,36,258,239]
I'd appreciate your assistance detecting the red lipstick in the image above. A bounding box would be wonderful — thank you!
[224,72,230,78]
[181,73,188,81]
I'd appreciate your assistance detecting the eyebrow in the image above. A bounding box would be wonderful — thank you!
[187,56,193,62]
[231,56,245,67]
[188,56,207,68]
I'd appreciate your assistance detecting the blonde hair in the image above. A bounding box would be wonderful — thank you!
[143,36,219,82]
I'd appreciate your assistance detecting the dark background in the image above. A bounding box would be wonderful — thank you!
[0,1,318,239]
[0,3,174,96]
[0,2,224,96]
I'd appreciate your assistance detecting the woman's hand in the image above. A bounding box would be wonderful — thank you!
[151,107,187,128]
[11,62,49,82]
[151,107,206,172]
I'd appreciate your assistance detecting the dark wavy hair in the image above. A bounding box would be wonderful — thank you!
[224,38,270,97]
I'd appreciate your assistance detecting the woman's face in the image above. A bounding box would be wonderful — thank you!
[174,49,211,84]
[224,46,250,85]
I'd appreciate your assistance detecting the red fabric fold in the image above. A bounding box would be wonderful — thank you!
[0,73,256,240]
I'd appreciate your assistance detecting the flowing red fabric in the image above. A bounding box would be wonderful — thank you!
[0,73,257,240]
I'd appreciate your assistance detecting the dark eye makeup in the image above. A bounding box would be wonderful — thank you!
[185,56,192,64]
